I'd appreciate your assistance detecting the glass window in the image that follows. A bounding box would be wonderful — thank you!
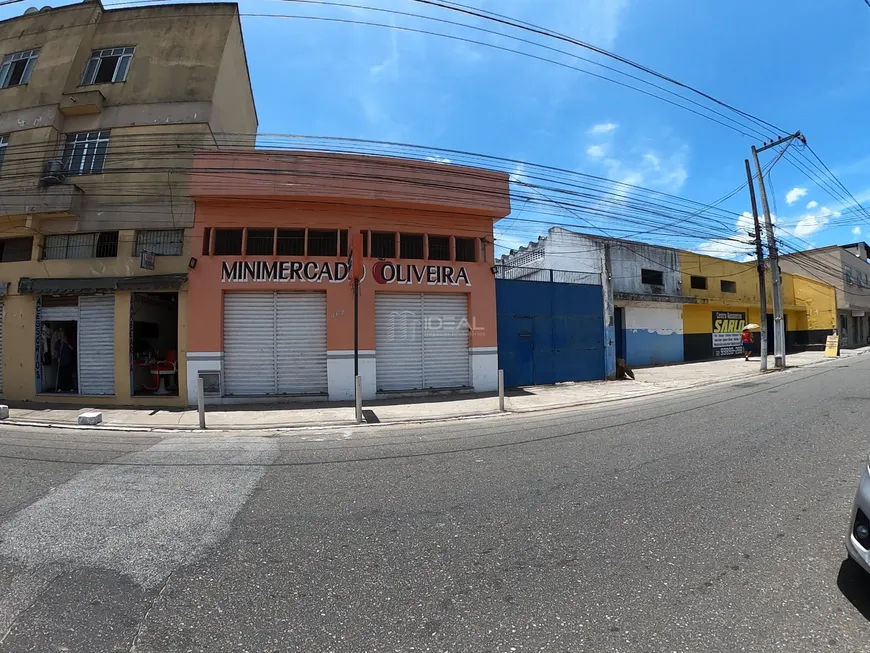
[0,237,32,262]
[455,237,477,262]
[428,235,450,261]
[81,46,135,85]
[245,229,274,256]
[276,229,304,256]
[845,266,854,285]
[308,230,338,257]
[371,232,396,259]
[62,131,110,175]
[0,134,7,171]
[135,229,184,256]
[0,49,39,89]
[641,268,664,286]
[400,234,424,260]
[213,229,243,256]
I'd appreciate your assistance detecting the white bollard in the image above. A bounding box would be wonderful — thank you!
[498,369,505,412]
[0,405,8,420]
[197,376,206,429]
[355,375,363,424]
[78,411,102,426]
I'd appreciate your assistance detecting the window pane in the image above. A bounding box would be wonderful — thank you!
[114,54,132,81]
[308,229,338,257]
[94,56,118,83]
[81,57,99,85]
[690,275,707,290]
[91,138,108,173]
[214,229,243,255]
[428,235,450,261]
[0,61,10,88]
[455,237,476,262]
[96,231,119,258]
[400,234,424,260]
[246,228,274,255]
[721,280,737,293]
[371,232,396,258]
[136,229,184,256]
[0,237,32,262]
[0,134,7,171]
[276,229,304,256]
[641,269,664,286]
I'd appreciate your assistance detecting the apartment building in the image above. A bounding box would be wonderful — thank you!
[0,0,257,404]
[780,242,870,348]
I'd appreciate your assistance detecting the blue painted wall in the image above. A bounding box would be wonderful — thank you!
[624,331,684,367]
[496,279,605,387]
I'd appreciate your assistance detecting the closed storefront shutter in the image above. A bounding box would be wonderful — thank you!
[276,292,327,394]
[78,295,115,395]
[376,294,424,391]
[422,294,470,389]
[375,293,470,392]
[224,292,277,396]
[224,292,328,396]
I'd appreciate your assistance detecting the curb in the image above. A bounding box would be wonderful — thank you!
[2,351,863,434]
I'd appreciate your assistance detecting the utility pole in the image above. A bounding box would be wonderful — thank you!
[751,131,806,368]
[745,159,767,372]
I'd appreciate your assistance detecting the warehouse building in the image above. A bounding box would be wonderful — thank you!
[185,151,510,404]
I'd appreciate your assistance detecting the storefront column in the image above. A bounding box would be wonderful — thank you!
[177,290,189,404]
[467,277,498,393]
[3,294,36,400]
[114,292,132,399]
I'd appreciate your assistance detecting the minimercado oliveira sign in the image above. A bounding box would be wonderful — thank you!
[220,260,471,286]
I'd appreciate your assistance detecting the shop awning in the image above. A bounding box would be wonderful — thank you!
[18,274,188,295]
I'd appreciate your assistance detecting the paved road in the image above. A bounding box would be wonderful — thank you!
[1,356,870,652]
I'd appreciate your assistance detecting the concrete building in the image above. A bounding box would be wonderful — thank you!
[185,151,510,405]
[0,0,257,405]
[780,242,870,348]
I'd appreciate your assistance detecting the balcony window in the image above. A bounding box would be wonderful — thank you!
[62,131,110,175]
[135,229,184,256]
[0,49,39,89]
[81,46,134,85]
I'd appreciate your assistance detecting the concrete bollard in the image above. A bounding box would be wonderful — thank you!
[78,411,102,426]
[498,369,505,412]
[198,376,206,429]
[0,405,9,420]
[355,375,363,424]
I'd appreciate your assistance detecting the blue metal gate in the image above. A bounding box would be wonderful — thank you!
[496,279,605,387]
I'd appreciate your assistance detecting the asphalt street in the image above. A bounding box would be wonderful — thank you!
[2,356,870,652]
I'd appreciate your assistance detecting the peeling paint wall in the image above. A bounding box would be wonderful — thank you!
[622,305,683,367]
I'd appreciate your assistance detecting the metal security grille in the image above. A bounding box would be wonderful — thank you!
[62,131,110,175]
[44,232,119,260]
[81,47,134,85]
[135,229,184,256]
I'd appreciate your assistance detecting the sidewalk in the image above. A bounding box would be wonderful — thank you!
[4,348,867,432]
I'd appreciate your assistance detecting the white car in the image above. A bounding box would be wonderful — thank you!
[846,458,870,573]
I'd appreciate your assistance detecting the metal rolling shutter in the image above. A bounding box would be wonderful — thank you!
[78,295,115,395]
[275,292,327,394]
[375,294,424,391]
[422,294,470,389]
[223,292,277,395]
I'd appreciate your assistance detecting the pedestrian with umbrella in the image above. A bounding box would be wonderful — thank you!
[742,323,760,361]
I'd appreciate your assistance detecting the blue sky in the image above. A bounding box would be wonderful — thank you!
[5,0,870,261]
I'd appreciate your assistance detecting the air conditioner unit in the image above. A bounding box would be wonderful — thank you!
[40,160,66,185]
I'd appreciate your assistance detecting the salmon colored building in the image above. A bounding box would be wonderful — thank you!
[186,151,511,404]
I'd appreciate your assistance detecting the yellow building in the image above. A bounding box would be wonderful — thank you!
[0,0,257,405]
[680,252,837,361]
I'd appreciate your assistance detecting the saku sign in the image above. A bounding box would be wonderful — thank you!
[221,260,471,286]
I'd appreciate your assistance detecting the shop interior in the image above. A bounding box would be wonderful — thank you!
[130,292,179,396]
[40,320,79,393]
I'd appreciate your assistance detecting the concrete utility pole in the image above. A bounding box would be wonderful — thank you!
[751,131,806,368]
[745,159,768,372]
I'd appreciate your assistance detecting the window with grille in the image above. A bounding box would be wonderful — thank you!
[641,268,664,286]
[400,234,424,260]
[371,232,396,258]
[62,131,110,175]
[428,235,450,261]
[455,237,477,262]
[135,229,184,256]
[308,230,338,257]
[81,46,134,85]
[245,229,274,255]
[0,134,7,171]
[276,229,304,256]
[213,229,243,255]
[43,231,119,260]
[0,237,32,262]
[0,49,39,88]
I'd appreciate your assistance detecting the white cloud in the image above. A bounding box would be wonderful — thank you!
[586,144,606,158]
[792,206,840,237]
[694,212,759,260]
[426,155,451,164]
[785,187,808,205]
[599,146,689,194]
[589,122,618,135]
[806,200,819,210]
[853,226,862,236]
[508,163,527,184]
